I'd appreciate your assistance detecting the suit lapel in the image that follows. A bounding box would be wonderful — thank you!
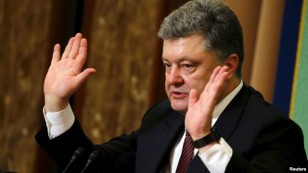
[188,156,210,173]
[136,111,184,173]
[214,85,250,140]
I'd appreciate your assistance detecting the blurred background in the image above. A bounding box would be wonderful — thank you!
[0,0,307,172]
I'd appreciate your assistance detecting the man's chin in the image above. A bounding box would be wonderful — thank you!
[170,101,188,115]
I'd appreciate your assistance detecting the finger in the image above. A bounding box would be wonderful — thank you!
[188,89,198,108]
[221,65,231,79]
[51,44,61,64]
[213,66,229,86]
[211,66,229,96]
[201,66,228,106]
[208,66,228,92]
[73,38,88,72]
[68,33,82,59]
[75,38,88,63]
[210,66,222,84]
[204,66,221,92]
[62,37,74,59]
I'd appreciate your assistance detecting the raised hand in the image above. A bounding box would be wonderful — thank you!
[185,66,230,141]
[44,33,96,112]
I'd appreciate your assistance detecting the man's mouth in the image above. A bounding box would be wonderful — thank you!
[171,91,188,99]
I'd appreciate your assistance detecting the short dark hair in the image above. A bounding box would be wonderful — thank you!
[158,0,244,78]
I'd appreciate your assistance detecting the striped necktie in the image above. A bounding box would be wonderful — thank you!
[176,132,194,173]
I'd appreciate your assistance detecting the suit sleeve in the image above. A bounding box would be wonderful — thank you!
[35,100,169,172]
[35,119,138,172]
[35,120,94,171]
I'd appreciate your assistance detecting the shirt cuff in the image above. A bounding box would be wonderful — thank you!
[43,104,75,139]
[198,138,233,173]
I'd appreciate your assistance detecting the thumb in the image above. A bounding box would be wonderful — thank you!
[188,89,198,108]
[74,68,96,85]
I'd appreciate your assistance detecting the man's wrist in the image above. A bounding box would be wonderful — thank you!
[193,128,221,148]
[44,95,69,112]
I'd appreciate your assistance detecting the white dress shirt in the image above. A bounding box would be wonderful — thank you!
[44,81,243,173]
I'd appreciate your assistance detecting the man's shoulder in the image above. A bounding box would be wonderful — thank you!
[138,99,177,133]
[245,85,286,117]
[146,99,172,114]
[142,99,173,122]
[242,85,298,130]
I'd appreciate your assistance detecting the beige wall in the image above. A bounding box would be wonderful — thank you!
[223,0,285,102]
[250,0,285,102]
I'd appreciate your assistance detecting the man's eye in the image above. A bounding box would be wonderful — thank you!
[164,63,171,68]
[181,64,193,69]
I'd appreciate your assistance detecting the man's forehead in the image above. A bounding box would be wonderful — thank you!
[162,36,208,56]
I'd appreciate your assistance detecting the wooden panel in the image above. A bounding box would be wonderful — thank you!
[0,0,52,172]
[250,0,285,102]
[74,0,165,143]
[222,0,262,84]
[149,0,189,105]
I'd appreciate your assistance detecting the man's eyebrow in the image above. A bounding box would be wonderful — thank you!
[162,56,195,62]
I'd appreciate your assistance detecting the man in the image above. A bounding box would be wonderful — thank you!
[36,0,308,172]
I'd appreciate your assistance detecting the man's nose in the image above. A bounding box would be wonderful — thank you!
[167,67,184,85]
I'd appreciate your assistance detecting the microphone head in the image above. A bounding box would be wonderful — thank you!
[88,150,100,161]
[80,150,101,173]
[72,147,85,160]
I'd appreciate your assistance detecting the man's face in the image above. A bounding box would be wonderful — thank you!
[163,35,221,113]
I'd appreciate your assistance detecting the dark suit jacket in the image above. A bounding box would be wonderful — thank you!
[36,85,308,172]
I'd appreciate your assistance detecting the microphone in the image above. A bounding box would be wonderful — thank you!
[62,147,85,173]
[81,149,100,173]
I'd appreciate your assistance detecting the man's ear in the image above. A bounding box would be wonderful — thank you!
[223,54,239,74]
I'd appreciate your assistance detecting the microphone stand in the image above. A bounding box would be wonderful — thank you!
[80,150,100,173]
[62,147,85,173]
